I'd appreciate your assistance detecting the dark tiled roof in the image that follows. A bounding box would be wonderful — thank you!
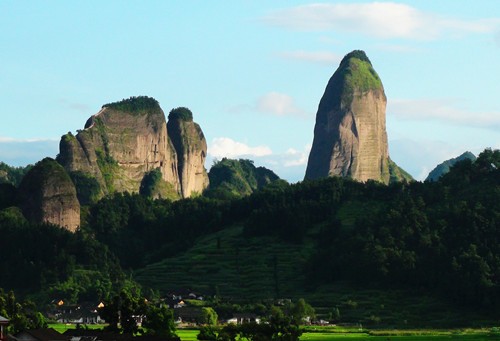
[18,329,68,341]
[0,315,8,323]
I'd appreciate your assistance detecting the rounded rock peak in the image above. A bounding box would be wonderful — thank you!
[168,107,193,121]
[339,50,372,67]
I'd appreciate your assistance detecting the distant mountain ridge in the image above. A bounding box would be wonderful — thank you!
[426,151,476,182]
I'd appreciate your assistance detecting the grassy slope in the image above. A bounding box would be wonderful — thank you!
[134,198,494,328]
[135,225,313,300]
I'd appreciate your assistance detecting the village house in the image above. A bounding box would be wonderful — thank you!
[226,313,260,325]
[48,302,103,325]
[11,328,68,341]
[0,316,8,341]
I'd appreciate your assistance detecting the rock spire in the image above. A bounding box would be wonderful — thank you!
[305,50,411,184]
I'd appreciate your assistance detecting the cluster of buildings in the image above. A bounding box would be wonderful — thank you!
[0,316,180,341]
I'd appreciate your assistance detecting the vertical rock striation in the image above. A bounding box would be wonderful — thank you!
[305,50,411,184]
[167,107,209,197]
[57,97,209,201]
[18,158,80,232]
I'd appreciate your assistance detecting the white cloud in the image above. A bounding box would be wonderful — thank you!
[387,98,500,130]
[209,137,272,159]
[278,50,341,65]
[227,92,312,118]
[283,144,311,167]
[263,3,500,40]
[256,92,309,117]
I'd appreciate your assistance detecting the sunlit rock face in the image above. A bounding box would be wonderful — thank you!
[58,97,208,200]
[167,107,209,198]
[305,50,410,184]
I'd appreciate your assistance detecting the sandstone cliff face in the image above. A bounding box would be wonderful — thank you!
[167,107,209,197]
[58,97,208,200]
[305,50,410,184]
[18,158,80,232]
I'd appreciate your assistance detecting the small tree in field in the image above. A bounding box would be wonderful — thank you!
[201,307,218,325]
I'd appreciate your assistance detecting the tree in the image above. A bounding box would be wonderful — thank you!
[291,298,315,324]
[197,326,217,341]
[201,307,218,326]
[143,305,177,338]
[99,290,146,334]
[0,290,46,334]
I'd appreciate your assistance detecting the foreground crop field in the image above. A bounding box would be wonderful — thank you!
[300,334,494,341]
[49,325,497,340]
[177,329,497,341]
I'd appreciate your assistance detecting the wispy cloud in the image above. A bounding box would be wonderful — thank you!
[0,136,59,143]
[0,137,59,166]
[227,92,311,118]
[263,3,500,40]
[387,98,500,130]
[209,137,272,159]
[59,99,91,112]
[374,43,421,53]
[278,50,341,65]
[255,92,311,118]
[283,144,311,167]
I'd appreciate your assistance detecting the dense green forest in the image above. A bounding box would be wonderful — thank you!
[0,149,498,327]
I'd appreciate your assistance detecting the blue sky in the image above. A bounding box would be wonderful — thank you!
[1,1,499,182]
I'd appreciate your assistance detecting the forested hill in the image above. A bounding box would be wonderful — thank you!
[0,149,498,326]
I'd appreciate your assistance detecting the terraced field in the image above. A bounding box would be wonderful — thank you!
[135,225,314,299]
[133,223,494,328]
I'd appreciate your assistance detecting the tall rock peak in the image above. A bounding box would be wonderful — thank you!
[58,97,209,202]
[305,50,411,184]
[167,107,209,197]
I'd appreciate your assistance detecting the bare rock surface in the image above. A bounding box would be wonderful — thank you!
[167,107,209,198]
[18,158,80,232]
[58,97,208,200]
[305,50,411,184]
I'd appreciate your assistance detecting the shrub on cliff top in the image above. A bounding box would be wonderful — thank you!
[103,96,160,114]
[168,107,193,121]
[340,49,372,66]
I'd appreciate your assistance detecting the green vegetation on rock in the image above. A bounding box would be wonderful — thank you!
[168,107,193,121]
[316,49,384,123]
[338,51,383,104]
[205,158,280,199]
[95,148,119,193]
[388,158,414,183]
[69,171,102,205]
[140,168,179,200]
[102,96,161,115]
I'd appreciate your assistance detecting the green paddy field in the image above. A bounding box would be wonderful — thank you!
[49,324,499,340]
[175,328,498,341]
